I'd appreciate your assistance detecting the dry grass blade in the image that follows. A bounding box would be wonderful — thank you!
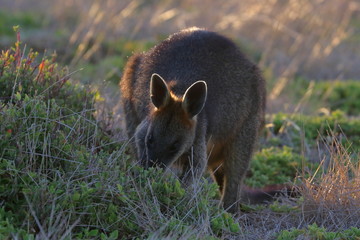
[24,194,48,239]
[300,130,360,229]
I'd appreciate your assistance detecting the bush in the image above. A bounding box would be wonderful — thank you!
[312,81,360,116]
[0,27,95,113]
[269,111,360,150]
[246,147,304,188]
[277,223,360,240]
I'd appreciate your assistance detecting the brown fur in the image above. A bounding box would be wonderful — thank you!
[120,27,266,213]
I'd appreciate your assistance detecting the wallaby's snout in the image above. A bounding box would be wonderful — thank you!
[143,143,165,169]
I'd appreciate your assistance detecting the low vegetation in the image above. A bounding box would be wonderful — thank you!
[269,111,360,151]
[0,30,243,239]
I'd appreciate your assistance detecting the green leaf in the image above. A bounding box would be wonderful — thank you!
[109,230,119,239]
[15,92,21,101]
[88,229,99,237]
[72,192,81,201]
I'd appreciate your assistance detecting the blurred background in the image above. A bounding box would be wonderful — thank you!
[1,0,359,116]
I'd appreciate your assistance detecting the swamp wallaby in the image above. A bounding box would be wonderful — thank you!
[120,27,266,213]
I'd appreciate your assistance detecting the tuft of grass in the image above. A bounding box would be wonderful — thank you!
[299,131,360,229]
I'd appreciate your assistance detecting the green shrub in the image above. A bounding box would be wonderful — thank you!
[274,78,360,116]
[277,223,360,240]
[0,206,35,240]
[270,111,360,150]
[0,12,43,36]
[0,28,96,113]
[246,147,304,188]
[312,81,360,116]
[0,32,114,238]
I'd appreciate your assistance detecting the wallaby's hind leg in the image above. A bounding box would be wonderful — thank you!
[221,116,261,213]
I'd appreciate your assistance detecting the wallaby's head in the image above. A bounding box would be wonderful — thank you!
[135,73,207,169]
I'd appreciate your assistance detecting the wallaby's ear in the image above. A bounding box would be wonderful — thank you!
[150,73,170,109]
[182,81,207,118]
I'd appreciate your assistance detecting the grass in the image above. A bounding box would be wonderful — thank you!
[237,134,360,239]
[0,11,44,36]
[300,134,360,229]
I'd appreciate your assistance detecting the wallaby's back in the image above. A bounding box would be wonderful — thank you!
[121,28,265,139]
[120,28,266,213]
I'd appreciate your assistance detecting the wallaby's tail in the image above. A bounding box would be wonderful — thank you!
[241,184,299,205]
